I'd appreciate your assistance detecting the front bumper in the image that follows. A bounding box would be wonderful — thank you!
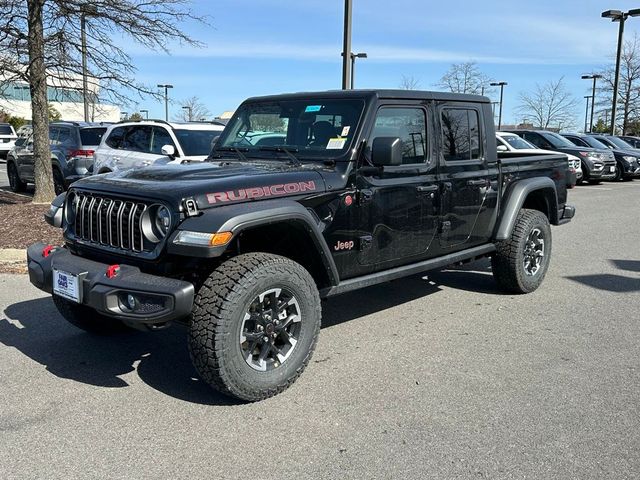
[27,243,195,327]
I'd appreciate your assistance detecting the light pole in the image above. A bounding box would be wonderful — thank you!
[182,105,192,122]
[157,84,173,121]
[584,95,591,133]
[341,0,352,90]
[349,52,367,89]
[581,74,602,132]
[80,5,98,122]
[601,9,640,134]
[140,109,149,119]
[491,101,499,116]
[490,81,508,130]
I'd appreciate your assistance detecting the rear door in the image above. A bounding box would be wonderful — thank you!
[438,104,498,249]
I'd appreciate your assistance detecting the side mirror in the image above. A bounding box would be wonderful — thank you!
[497,144,508,152]
[371,137,403,167]
[161,144,176,157]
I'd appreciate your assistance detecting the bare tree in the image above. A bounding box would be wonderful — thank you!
[437,61,493,95]
[399,75,421,90]
[516,77,579,130]
[175,96,211,122]
[0,0,206,203]
[594,33,640,134]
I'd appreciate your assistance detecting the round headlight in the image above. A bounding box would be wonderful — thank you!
[155,206,171,237]
[141,204,171,243]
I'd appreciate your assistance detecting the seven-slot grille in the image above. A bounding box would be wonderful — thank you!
[71,192,149,252]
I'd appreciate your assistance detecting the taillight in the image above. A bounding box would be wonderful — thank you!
[67,149,95,158]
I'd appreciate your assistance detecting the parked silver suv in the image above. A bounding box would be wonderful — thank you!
[93,120,225,174]
[6,122,108,194]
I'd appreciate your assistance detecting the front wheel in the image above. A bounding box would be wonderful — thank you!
[52,167,66,195]
[7,161,27,193]
[189,253,321,401]
[492,209,552,294]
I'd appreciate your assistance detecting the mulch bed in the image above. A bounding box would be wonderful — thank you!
[0,189,63,249]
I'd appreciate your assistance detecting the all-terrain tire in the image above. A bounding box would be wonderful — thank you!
[53,295,132,335]
[7,161,27,193]
[492,208,552,294]
[188,252,321,402]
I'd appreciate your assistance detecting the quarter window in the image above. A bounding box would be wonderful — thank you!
[371,107,427,164]
[441,108,481,161]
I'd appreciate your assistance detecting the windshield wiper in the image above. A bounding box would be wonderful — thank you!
[214,146,250,162]
[258,145,302,166]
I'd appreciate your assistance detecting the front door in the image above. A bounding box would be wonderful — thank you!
[355,105,439,272]
[438,104,497,248]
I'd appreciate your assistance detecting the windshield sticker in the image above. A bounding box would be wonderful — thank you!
[341,126,350,136]
[305,105,322,113]
[327,138,347,149]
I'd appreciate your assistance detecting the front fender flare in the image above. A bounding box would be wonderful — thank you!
[166,199,339,286]
[495,177,558,241]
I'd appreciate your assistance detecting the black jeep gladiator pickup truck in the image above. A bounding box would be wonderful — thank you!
[27,90,575,401]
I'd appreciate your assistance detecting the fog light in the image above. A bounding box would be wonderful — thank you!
[126,294,137,310]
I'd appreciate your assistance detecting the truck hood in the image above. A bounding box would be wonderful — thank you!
[70,161,328,210]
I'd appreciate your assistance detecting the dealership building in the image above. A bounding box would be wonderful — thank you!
[0,72,120,122]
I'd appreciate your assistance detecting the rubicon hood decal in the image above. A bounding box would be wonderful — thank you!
[207,181,317,204]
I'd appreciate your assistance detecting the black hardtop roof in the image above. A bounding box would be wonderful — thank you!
[244,89,489,104]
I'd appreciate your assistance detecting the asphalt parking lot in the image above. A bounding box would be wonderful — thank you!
[1,177,639,479]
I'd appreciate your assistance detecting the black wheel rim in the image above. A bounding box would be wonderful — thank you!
[523,228,545,276]
[240,287,301,372]
[54,172,64,195]
[8,164,17,188]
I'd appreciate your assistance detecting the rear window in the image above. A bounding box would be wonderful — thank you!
[80,127,107,146]
[0,125,14,135]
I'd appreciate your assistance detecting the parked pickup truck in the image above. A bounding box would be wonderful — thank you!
[27,90,575,401]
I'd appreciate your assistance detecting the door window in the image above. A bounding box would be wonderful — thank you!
[523,133,551,150]
[121,126,152,153]
[441,108,481,161]
[150,126,176,154]
[105,126,127,149]
[371,107,427,164]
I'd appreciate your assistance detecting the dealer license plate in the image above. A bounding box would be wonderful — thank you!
[610,166,616,173]
[53,269,80,303]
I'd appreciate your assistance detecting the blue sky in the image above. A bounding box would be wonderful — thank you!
[126,0,640,126]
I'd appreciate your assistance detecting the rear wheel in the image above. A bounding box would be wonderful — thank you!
[52,167,66,195]
[492,209,552,294]
[53,295,132,335]
[188,253,321,401]
[7,161,26,192]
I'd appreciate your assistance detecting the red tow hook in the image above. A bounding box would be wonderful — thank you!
[42,245,56,258]
[106,264,121,279]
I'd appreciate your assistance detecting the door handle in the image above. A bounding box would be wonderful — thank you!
[467,179,487,186]
[416,185,438,193]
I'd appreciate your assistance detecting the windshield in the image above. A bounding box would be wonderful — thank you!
[80,127,107,146]
[604,136,634,149]
[215,98,365,160]
[175,129,222,156]
[541,132,576,149]
[501,135,536,149]
[0,125,14,135]
[580,136,609,149]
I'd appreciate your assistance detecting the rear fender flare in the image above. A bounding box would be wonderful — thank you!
[495,177,558,241]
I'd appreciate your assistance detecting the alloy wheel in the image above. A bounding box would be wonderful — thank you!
[523,228,545,276]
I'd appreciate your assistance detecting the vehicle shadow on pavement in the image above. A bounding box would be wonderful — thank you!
[321,259,502,328]
[1,297,239,406]
[566,259,640,293]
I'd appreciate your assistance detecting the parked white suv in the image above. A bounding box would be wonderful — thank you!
[0,123,18,160]
[93,120,225,173]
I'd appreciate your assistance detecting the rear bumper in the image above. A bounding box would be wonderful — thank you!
[557,204,576,225]
[27,243,195,327]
